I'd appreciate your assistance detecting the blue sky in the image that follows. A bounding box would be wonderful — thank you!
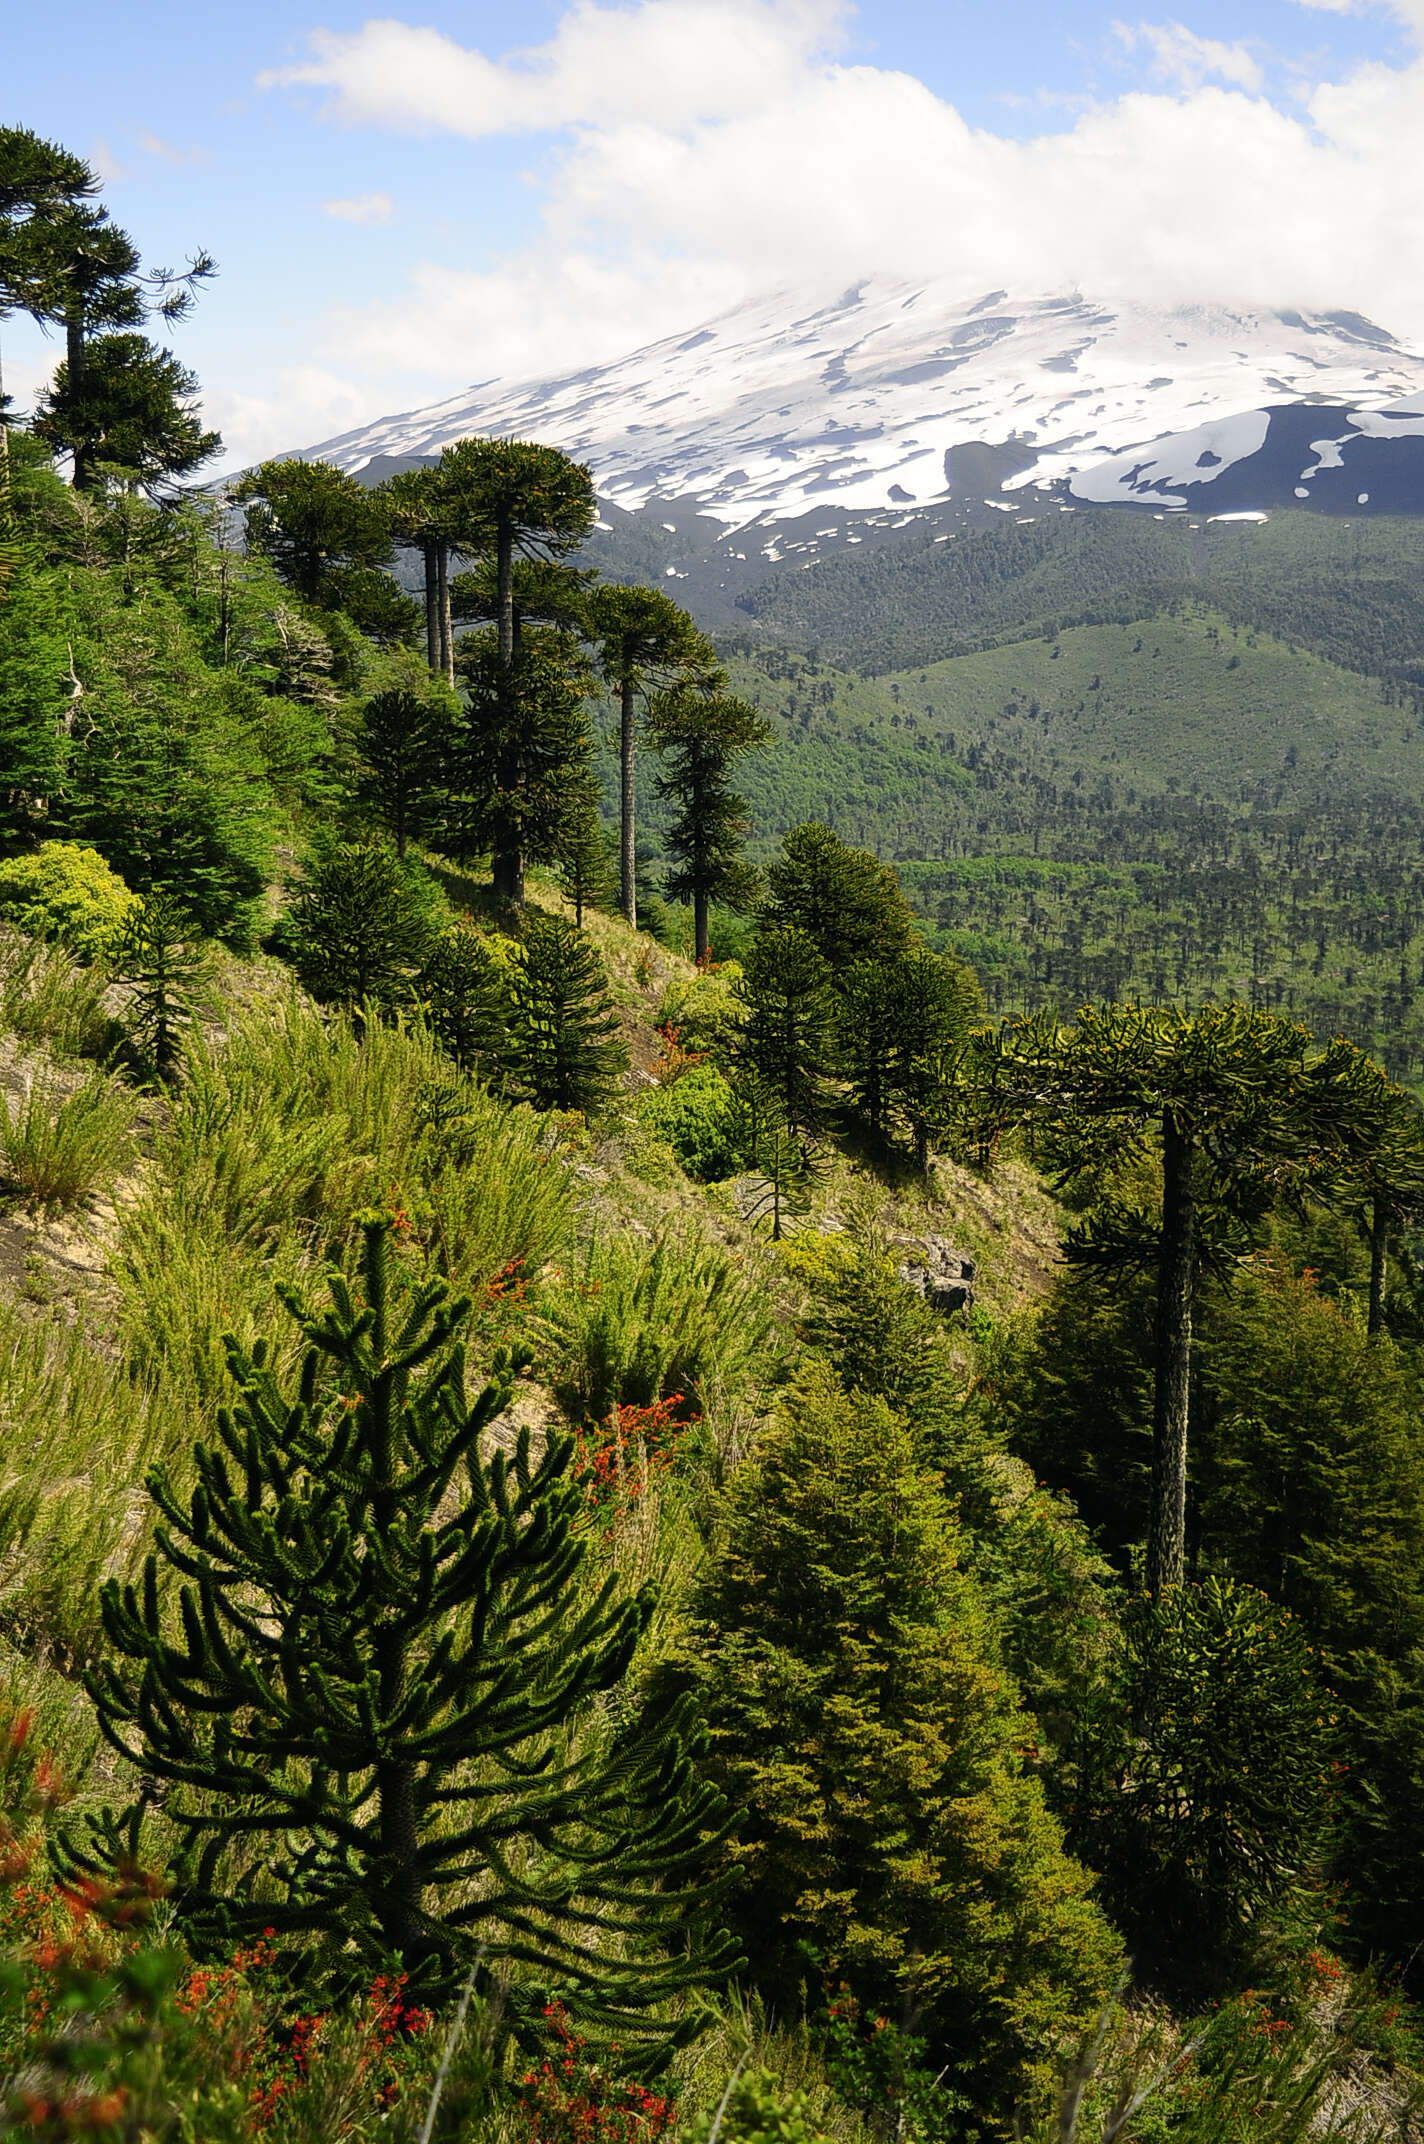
[5,0,1422,465]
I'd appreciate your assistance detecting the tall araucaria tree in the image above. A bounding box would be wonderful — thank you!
[379,463,475,684]
[68,1215,738,2056]
[0,127,214,491]
[646,682,770,963]
[436,439,596,901]
[958,1003,1403,1595]
[0,128,98,511]
[585,586,716,930]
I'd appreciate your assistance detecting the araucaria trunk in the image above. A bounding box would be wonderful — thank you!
[1147,1109,1195,1596]
[1369,1199,1390,1339]
[424,540,440,675]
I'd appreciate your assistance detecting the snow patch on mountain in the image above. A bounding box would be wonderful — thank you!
[292,276,1424,531]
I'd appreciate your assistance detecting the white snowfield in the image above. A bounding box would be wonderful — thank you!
[294,278,1424,531]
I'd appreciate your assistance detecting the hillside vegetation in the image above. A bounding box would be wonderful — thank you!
[5,123,1424,2144]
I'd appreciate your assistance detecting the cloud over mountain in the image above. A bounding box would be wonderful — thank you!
[239,0,1424,466]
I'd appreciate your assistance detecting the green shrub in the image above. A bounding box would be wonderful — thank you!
[540,1230,783,1425]
[684,2069,835,2144]
[655,961,744,1060]
[0,934,119,1059]
[0,841,139,961]
[638,1061,743,1180]
[0,1067,135,1212]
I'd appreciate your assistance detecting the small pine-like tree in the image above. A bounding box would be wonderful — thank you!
[553,782,614,928]
[511,913,628,1114]
[419,923,513,1080]
[115,890,212,1079]
[873,947,984,1172]
[354,667,453,857]
[282,840,433,1023]
[68,1216,738,2049]
[645,684,770,963]
[735,925,835,1130]
[681,1370,1121,2129]
[445,632,593,903]
[0,544,68,850]
[1075,1577,1334,1978]
[725,1069,819,1241]
[762,823,918,971]
[33,332,220,493]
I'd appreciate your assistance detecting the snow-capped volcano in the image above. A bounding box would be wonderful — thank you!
[296,277,1424,531]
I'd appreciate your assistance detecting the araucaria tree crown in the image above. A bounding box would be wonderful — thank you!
[72,1216,737,2061]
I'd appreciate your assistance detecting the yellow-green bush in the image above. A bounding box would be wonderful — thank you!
[0,841,140,961]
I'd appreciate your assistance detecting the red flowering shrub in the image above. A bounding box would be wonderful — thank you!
[574,1396,695,1523]
[517,2003,674,2144]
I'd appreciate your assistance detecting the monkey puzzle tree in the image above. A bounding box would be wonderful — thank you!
[234,458,396,610]
[585,586,716,930]
[353,657,455,857]
[436,439,596,901]
[446,628,594,900]
[34,333,220,494]
[449,553,594,660]
[511,913,628,1115]
[1326,1063,1424,1337]
[724,1069,820,1241]
[379,463,462,681]
[762,822,918,972]
[840,948,983,1170]
[69,1216,738,2052]
[735,925,835,1131]
[645,682,770,962]
[553,773,614,928]
[0,129,214,491]
[0,128,99,505]
[959,1003,1401,1595]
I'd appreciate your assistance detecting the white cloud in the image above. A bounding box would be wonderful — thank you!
[323,191,393,225]
[1112,19,1264,90]
[205,364,402,473]
[244,0,1424,459]
[135,129,209,166]
[261,0,850,134]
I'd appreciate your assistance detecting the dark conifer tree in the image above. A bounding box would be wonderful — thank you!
[282,841,433,1024]
[380,464,463,683]
[762,822,918,972]
[0,129,100,508]
[437,440,596,902]
[445,629,593,897]
[735,924,835,1130]
[0,129,213,491]
[0,544,68,849]
[961,1004,1404,1594]
[553,778,614,928]
[881,948,984,1172]
[354,665,454,857]
[33,334,219,493]
[512,913,628,1114]
[420,924,513,1080]
[115,890,212,1080]
[646,683,770,962]
[233,459,401,622]
[69,1216,737,2046]
[585,586,716,929]
[725,1069,819,1241]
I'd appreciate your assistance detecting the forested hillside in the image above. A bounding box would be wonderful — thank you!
[5,121,1424,2144]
